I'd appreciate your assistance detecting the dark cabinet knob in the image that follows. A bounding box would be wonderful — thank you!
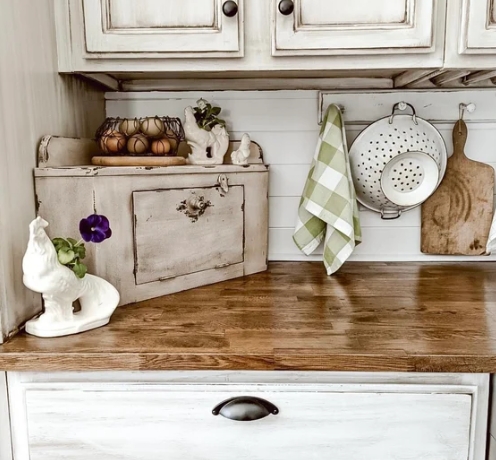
[278,0,294,15]
[212,396,279,421]
[222,1,238,17]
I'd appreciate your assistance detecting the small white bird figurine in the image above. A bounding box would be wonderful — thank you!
[184,106,230,165]
[231,133,252,165]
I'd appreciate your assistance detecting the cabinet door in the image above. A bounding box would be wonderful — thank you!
[460,0,496,53]
[81,0,243,57]
[19,383,473,460]
[272,0,436,56]
[133,186,244,284]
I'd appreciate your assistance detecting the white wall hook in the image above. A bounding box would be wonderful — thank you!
[459,103,476,120]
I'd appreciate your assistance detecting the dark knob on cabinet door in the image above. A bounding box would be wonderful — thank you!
[278,0,294,15]
[222,1,239,17]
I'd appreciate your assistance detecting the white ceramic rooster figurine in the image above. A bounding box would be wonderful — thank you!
[184,106,229,165]
[22,217,119,338]
[231,133,252,165]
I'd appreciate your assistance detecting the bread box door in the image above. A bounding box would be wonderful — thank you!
[133,186,244,284]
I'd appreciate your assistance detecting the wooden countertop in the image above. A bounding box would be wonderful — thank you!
[2,262,496,373]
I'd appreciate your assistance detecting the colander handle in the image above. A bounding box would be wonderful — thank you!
[381,209,402,220]
[389,102,418,125]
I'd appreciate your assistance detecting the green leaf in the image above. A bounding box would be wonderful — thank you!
[73,244,86,260]
[72,262,87,279]
[57,247,75,265]
[211,107,221,116]
[67,238,78,246]
[52,238,68,251]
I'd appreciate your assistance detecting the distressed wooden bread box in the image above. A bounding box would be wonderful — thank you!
[35,137,269,305]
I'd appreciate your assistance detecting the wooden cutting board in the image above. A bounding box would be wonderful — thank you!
[421,120,494,255]
[92,156,186,167]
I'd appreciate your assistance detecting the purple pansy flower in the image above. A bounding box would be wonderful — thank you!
[79,214,112,243]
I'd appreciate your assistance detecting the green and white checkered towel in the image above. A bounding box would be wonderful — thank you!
[293,104,361,275]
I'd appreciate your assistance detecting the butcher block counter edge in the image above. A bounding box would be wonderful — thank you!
[1,261,496,373]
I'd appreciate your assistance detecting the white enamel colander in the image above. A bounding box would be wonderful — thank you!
[349,102,447,219]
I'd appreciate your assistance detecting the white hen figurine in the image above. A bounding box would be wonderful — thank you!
[22,217,119,337]
[231,133,252,165]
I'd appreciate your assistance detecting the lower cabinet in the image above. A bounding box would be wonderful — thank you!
[7,371,489,460]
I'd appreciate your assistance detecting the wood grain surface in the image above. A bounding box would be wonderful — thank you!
[2,262,496,372]
[421,120,495,255]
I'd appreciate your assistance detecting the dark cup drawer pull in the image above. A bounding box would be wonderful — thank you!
[212,396,279,421]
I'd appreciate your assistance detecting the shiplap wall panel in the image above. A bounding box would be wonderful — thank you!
[0,0,105,341]
[106,91,496,263]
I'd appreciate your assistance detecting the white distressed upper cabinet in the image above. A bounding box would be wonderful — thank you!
[272,0,437,55]
[74,0,243,57]
[446,0,496,67]
[56,0,447,72]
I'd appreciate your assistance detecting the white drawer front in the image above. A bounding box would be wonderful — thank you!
[24,383,472,460]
